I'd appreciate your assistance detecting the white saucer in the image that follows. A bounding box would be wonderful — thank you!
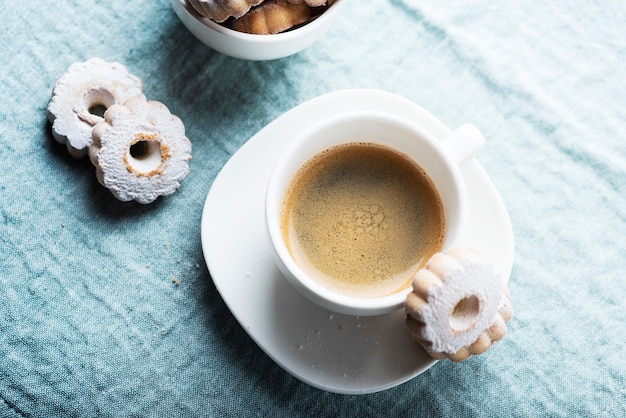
[201,89,514,394]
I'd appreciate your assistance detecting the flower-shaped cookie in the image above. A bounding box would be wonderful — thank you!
[89,96,192,204]
[187,0,265,22]
[187,0,328,23]
[405,247,513,362]
[232,0,312,34]
[47,58,144,158]
[288,0,328,7]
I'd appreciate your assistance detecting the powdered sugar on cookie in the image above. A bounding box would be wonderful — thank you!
[47,58,144,158]
[89,96,192,204]
[405,247,513,362]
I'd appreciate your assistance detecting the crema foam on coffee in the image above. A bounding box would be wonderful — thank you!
[281,142,445,298]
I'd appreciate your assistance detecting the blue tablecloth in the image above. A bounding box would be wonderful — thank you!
[1,0,624,416]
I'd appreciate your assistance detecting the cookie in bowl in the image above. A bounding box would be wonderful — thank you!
[170,0,346,60]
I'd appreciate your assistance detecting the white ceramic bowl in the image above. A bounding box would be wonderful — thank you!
[170,0,347,60]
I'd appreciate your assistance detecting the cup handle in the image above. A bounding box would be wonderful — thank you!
[440,124,486,165]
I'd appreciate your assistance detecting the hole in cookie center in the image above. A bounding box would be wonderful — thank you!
[130,141,151,159]
[449,295,480,332]
[83,88,115,122]
[125,135,165,176]
[88,104,107,118]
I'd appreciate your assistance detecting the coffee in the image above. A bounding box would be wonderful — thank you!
[280,142,445,298]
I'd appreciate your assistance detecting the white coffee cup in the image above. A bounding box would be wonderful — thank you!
[266,111,485,316]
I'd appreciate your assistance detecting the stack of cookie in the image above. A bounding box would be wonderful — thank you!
[187,0,333,34]
[47,58,192,204]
